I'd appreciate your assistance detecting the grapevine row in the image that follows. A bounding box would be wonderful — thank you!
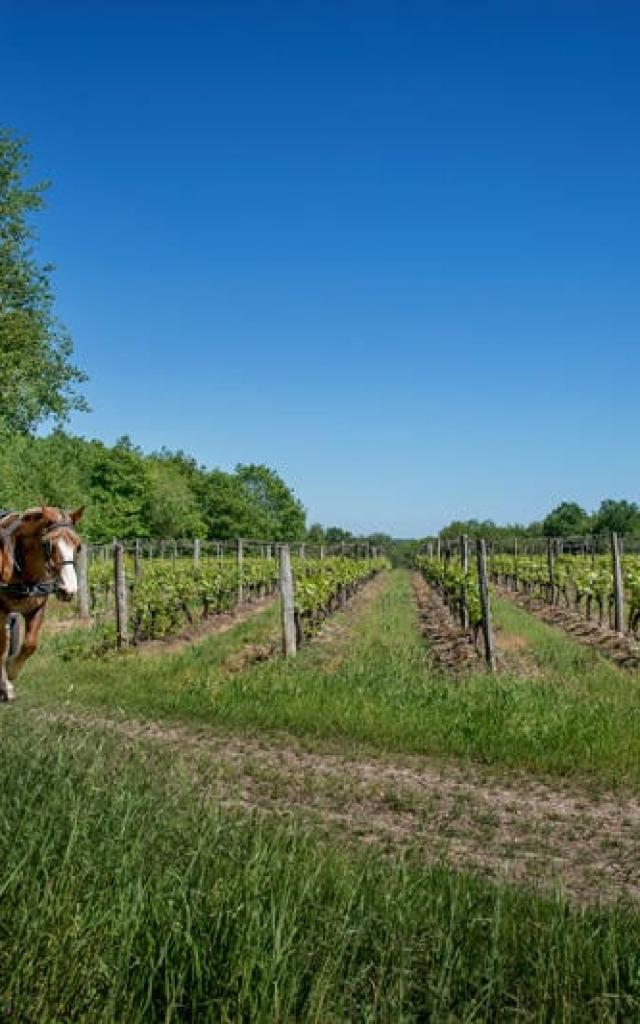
[490,553,640,634]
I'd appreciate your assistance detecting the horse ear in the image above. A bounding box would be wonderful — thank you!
[70,505,85,525]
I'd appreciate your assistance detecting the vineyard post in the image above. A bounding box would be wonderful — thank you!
[193,538,201,568]
[476,539,495,671]
[513,537,519,591]
[114,543,129,649]
[547,538,557,605]
[427,541,433,558]
[436,537,441,560]
[278,544,297,656]
[237,538,244,605]
[460,534,469,629]
[77,544,90,620]
[134,538,142,579]
[612,532,625,633]
[320,544,325,560]
[299,542,306,558]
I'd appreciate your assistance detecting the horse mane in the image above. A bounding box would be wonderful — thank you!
[0,512,19,584]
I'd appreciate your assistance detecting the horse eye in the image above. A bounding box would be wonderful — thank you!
[77,544,83,553]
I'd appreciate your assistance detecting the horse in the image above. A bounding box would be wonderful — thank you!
[0,506,84,701]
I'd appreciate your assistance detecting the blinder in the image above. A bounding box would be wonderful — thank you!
[42,520,80,569]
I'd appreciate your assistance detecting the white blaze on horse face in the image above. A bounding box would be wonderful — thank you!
[57,537,78,595]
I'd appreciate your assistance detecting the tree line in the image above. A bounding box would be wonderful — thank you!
[437,499,640,541]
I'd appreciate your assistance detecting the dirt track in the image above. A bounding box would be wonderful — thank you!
[34,707,640,905]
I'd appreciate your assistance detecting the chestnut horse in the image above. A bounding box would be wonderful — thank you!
[0,506,84,701]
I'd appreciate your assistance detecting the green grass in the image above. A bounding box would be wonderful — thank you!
[17,570,640,787]
[3,710,640,1022]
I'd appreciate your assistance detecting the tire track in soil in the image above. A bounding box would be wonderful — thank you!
[495,586,640,671]
[30,707,640,906]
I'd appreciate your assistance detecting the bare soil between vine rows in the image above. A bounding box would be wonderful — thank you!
[412,573,483,673]
[32,707,640,906]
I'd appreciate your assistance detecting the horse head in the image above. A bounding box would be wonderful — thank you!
[17,506,85,601]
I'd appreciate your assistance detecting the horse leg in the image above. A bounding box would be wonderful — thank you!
[0,611,15,702]
[7,605,45,683]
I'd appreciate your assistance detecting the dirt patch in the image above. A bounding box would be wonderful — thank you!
[496,585,640,671]
[34,707,640,905]
[413,574,482,673]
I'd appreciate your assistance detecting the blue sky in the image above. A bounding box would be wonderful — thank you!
[3,1,639,535]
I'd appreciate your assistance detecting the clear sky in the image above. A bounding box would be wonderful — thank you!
[3,1,639,536]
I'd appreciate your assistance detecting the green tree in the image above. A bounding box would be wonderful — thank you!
[306,523,325,543]
[593,499,640,536]
[324,526,353,544]
[200,470,257,540]
[144,460,207,539]
[0,128,87,434]
[235,464,306,540]
[542,502,591,537]
[85,437,149,541]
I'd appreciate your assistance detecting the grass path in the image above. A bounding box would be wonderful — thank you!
[30,704,640,905]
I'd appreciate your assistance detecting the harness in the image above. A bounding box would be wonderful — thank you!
[0,512,77,600]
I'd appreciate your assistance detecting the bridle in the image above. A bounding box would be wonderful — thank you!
[0,514,81,599]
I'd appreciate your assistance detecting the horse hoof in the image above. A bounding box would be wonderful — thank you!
[0,684,16,702]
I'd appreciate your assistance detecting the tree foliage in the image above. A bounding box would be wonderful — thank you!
[0,432,308,543]
[0,128,87,434]
[593,499,640,536]
[542,502,590,537]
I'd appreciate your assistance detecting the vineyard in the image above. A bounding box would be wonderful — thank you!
[415,533,640,672]
[77,539,389,651]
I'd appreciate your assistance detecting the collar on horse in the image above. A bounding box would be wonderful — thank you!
[0,510,76,599]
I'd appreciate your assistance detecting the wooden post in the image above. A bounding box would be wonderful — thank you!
[612,532,625,634]
[299,542,305,558]
[476,539,495,671]
[319,544,325,560]
[513,537,519,591]
[113,543,128,648]
[77,544,90,620]
[278,544,296,656]
[460,533,469,629]
[547,538,557,605]
[237,538,244,605]
[436,537,441,560]
[133,538,142,579]
[193,538,201,568]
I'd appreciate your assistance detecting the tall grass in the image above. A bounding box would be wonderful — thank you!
[2,712,640,1022]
